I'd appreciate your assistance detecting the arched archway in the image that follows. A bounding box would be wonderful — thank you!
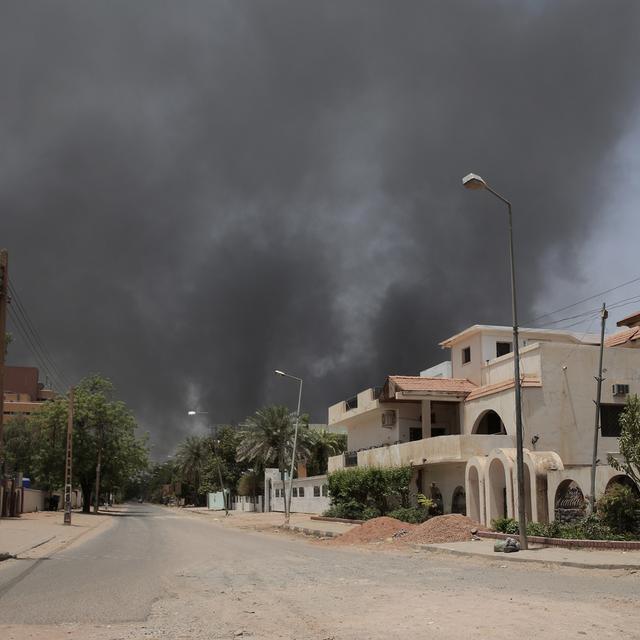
[554,479,585,523]
[523,465,532,522]
[467,466,481,522]
[605,475,640,496]
[488,458,508,521]
[473,410,507,435]
[451,486,466,515]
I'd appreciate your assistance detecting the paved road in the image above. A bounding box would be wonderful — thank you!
[1,503,639,639]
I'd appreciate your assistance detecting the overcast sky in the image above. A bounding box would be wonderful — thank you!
[3,2,640,458]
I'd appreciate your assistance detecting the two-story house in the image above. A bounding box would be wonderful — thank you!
[328,321,640,525]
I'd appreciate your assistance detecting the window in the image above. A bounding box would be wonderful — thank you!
[298,487,305,498]
[462,346,471,364]
[292,487,298,497]
[409,427,423,442]
[275,489,280,498]
[496,341,512,358]
[601,404,625,437]
[322,484,328,497]
[313,485,320,497]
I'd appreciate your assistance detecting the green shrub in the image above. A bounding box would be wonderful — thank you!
[327,466,413,519]
[597,485,640,534]
[523,516,637,541]
[387,506,431,524]
[491,517,519,534]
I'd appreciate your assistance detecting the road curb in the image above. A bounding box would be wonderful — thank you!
[281,524,341,538]
[410,543,640,571]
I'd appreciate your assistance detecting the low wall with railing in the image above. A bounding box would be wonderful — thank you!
[231,495,263,512]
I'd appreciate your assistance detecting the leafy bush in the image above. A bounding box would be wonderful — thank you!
[492,517,519,534]
[326,466,413,520]
[387,506,431,524]
[597,485,640,534]
[522,515,637,541]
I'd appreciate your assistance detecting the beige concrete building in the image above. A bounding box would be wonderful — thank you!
[3,366,55,421]
[328,318,640,525]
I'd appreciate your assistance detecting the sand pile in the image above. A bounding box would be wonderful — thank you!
[403,514,482,544]
[334,516,416,544]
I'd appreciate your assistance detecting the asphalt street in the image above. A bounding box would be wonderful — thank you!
[0,503,639,639]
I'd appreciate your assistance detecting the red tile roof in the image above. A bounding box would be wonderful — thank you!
[386,375,477,395]
[605,326,640,347]
[617,311,640,328]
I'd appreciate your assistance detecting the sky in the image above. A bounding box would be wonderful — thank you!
[2,2,640,458]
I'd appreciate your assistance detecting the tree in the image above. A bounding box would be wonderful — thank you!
[306,429,347,476]
[176,435,210,505]
[29,375,149,511]
[237,405,311,514]
[2,415,35,475]
[609,394,640,489]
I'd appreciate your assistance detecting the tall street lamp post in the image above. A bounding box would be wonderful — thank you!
[462,173,528,550]
[275,369,303,526]
[187,409,228,516]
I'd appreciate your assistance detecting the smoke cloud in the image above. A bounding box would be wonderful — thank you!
[2,2,640,456]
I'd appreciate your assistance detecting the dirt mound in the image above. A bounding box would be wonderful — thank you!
[334,516,415,544]
[403,514,482,545]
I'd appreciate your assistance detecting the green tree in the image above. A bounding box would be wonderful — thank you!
[237,405,311,510]
[609,394,640,489]
[176,435,210,505]
[306,429,347,476]
[29,375,149,512]
[2,415,36,475]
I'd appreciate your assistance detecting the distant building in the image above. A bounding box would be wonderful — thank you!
[3,366,55,421]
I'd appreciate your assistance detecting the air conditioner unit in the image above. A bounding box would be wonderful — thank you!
[381,410,396,428]
[612,384,630,396]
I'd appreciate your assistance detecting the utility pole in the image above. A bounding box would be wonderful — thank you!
[0,250,8,479]
[210,425,228,516]
[589,303,608,514]
[94,425,103,513]
[64,387,74,525]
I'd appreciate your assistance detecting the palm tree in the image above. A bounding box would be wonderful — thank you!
[308,429,347,475]
[176,435,210,505]
[237,405,311,514]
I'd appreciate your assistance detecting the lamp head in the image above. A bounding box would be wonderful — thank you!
[187,410,197,416]
[462,173,487,190]
[274,370,286,377]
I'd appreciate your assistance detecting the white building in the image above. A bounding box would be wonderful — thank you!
[328,317,640,525]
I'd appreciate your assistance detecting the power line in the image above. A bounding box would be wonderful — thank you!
[7,305,67,391]
[8,280,70,387]
[6,280,71,390]
[526,275,640,325]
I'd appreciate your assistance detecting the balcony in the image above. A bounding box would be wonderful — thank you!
[328,434,514,472]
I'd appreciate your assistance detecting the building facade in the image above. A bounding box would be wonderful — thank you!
[328,321,640,525]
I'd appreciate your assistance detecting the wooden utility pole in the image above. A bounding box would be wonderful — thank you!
[64,387,74,525]
[0,249,8,482]
[589,303,608,514]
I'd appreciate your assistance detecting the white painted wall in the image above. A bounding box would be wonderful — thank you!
[21,488,45,513]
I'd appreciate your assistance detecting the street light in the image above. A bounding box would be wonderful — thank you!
[274,369,303,526]
[462,172,528,551]
[186,409,228,516]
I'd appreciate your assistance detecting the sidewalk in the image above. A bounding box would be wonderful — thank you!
[0,510,113,559]
[414,538,640,570]
[182,508,357,537]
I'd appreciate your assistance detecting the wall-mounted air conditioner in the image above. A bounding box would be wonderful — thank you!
[381,410,396,428]
[612,384,630,396]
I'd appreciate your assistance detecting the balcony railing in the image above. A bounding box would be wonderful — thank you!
[345,395,358,411]
[344,451,358,467]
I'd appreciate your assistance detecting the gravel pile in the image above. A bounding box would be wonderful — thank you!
[333,517,416,544]
[403,514,482,544]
